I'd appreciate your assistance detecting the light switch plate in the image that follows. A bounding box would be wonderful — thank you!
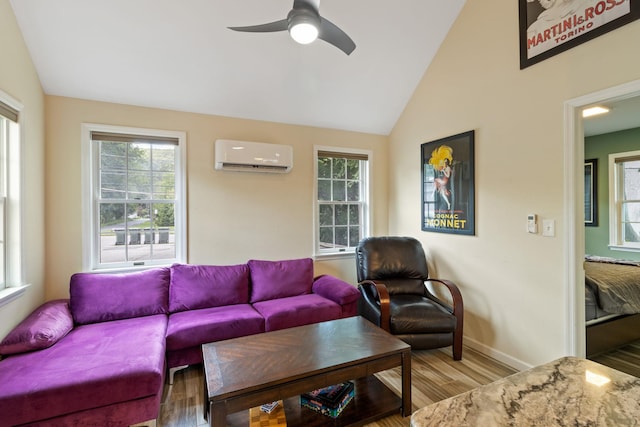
[542,219,555,237]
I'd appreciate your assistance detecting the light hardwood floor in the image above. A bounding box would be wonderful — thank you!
[157,338,640,427]
[158,346,517,427]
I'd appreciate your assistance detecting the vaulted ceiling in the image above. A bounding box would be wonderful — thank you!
[11,0,639,137]
[10,0,466,135]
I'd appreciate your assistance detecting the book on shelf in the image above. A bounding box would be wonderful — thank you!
[300,381,354,418]
[250,400,286,427]
[260,401,280,414]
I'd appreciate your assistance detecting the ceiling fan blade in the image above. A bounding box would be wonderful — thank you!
[318,18,356,55]
[228,19,288,33]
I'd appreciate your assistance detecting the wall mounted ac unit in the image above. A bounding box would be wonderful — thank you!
[214,139,293,173]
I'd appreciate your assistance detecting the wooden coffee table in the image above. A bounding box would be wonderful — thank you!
[202,316,412,427]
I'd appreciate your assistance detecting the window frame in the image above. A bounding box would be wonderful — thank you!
[609,149,640,252]
[0,90,27,307]
[313,145,371,258]
[81,123,187,271]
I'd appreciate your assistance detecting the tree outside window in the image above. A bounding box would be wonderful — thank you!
[83,124,185,270]
[316,149,370,255]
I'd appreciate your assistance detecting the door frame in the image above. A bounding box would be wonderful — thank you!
[564,79,640,357]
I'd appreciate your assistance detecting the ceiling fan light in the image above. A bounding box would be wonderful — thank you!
[290,21,318,44]
[288,10,319,45]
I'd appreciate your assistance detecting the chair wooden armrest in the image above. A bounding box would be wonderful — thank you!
[425,278,464,360]
[425,278,463,316]
[358,279,391,333]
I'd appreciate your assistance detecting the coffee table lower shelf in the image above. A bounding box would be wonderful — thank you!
[225,375,402,427]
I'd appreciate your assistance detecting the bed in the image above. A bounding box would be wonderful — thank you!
[584,255,640,356]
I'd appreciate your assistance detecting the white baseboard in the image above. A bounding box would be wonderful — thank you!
[463,336,533,372]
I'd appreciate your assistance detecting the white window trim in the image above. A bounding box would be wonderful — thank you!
[81,123,187,272]
[0,89,28,307]
[313,145,372,259]
[608,149,640,252]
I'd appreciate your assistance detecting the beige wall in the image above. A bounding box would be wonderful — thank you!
[389,0,640,367]
[7,0,640,369]
[0,0,46,338]
[44,97,388,299]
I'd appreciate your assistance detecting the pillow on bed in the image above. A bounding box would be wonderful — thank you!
[0,299,74,356]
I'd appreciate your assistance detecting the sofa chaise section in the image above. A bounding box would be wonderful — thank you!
[0,268,171,426]
[0,304,167,426]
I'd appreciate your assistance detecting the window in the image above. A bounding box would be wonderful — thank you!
[314,147,370,256]
[609,150,640,251]
[0,91,24,303]
[82,124,186,271]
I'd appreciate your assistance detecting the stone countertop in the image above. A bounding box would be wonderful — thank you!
[411,356,640,426]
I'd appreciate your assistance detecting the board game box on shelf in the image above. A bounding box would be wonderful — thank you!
[300,381,354,418]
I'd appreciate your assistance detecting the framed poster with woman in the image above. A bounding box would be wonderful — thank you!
[421,130,475,235]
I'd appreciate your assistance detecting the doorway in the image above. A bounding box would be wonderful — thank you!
[565,79,640,357]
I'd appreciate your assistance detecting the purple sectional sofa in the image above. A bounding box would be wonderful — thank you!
[0,258,359,426]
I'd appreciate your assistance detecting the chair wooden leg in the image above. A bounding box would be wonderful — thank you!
[452,331,463,361]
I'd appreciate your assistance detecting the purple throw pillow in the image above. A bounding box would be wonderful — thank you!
[70,267,170,325]
[0,299,74,356]
[249,258,313,303]
[169,263,250,312]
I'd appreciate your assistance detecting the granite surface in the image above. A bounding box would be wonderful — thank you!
[411,356,640,426]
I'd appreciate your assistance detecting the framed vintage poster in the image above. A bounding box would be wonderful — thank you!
[519,0,640,69]
[421,130,475,235]
[585,158,598,226]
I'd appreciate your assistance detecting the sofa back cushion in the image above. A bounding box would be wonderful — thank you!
[169,263,250,312]
[70,267,170,325]
[0,299,74,356]
[249,258,313,303]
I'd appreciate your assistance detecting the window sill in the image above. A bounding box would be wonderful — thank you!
[85,264,171,274]
[608,245,640,253]
[0,284,30,308]
[314,252,356,261]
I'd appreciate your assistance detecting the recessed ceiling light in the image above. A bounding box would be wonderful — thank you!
[582,106,610,118]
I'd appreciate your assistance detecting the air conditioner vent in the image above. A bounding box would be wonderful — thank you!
[214,140,293,173]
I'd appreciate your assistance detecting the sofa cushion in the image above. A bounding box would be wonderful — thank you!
[252,294,342,331]
[166,304,264,351]
[0,314,167,427]
[249,258,313,303]
[169,263,250,313]
[70,267,170,325]
[0,299,73,356]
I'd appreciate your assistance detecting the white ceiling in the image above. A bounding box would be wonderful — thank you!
[583,95,640,137]
[9,0,467,136]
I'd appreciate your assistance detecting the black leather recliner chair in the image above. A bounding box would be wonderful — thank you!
[355,236,464,360]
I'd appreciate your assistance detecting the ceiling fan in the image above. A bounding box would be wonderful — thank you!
[228,0,356,55]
